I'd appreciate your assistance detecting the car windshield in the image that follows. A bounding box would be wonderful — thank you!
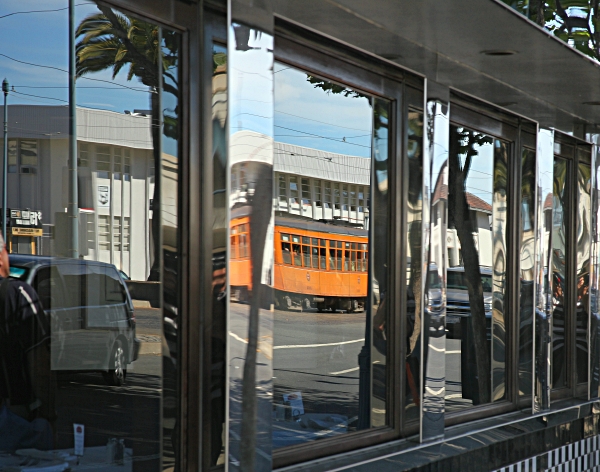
[447,270,492,292]
[9,265,28,280]
[428,270,442,289]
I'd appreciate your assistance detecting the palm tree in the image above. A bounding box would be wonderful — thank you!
[76,5,179,280]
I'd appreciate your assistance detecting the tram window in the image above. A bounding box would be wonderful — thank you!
[292,235,300,243]
[351,250,357,271]
[282,242,292,264]
[312,238,318,245]
[292,243,302,266]
[302,245,311,267]
[239,234,248,258]
[320,239,326,246]
[344,250,350,271]
[281,233,290,242]
[231,237,237,259]
[336,250,342,270]
[302,236,310,244]
[311,247,319,268]
[320,247,327,269]
[329,246,335,270]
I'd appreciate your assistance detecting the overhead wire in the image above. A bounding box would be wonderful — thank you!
[0,3,93,20]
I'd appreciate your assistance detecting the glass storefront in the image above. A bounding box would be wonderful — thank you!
[0,2,181,470]
[2,1,600,471]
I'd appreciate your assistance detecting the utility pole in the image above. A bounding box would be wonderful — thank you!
[68,0,78,258]
[2,78,9,245]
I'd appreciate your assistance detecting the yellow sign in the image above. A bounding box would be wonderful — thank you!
[12,227,42,236]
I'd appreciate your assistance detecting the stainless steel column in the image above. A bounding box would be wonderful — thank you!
[226,1,274,470]
[533,128,554,412]
[588,132,600,400]
[420,81,449,441]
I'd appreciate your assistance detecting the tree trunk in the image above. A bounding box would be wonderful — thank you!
[448,130,491,405]
[148,91,161,281]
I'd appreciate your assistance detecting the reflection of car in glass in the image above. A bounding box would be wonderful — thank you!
[9,255,140,386]
[446,266,492,339]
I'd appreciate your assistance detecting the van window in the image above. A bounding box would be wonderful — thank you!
[447,270,492,292]
[32,266,65,310]
[59,264,126,308]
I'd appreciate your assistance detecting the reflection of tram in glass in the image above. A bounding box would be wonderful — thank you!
[230,213,368,312]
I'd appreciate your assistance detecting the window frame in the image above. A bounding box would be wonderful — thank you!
[273,17,418,467]
[443,92,538,426]
[550,131,592,402]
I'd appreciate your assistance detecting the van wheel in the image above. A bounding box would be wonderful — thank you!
[104,339,127,386]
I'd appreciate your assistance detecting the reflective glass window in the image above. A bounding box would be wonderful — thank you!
[0,3,182,469]
[446,125,508,411]
[273,61,391,448]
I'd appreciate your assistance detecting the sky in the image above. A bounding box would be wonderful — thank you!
[0,1,180,155]
[274,62,373,158]
[0,1,152,114]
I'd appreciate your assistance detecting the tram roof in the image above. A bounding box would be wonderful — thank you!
[275,215,368,238]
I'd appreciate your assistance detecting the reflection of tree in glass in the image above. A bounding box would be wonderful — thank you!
[448,127,493,405]
[76,5,179,280]
[505,0,600,61]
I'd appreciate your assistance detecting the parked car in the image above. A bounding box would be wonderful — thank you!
[8,255,140,386]
[446,265,493,339]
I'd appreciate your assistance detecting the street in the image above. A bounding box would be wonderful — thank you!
[53,306,165,471]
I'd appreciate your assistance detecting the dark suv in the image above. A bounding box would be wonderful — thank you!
[8,255,140,386]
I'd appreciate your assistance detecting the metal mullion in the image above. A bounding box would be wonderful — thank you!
[568,155,577,394]
[509,124,523,407]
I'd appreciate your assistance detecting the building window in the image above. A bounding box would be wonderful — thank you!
[78,143,90,168]
[114,148,122,174]
[124,148,131,175]
[278,174,287,204]
[8,139,17,173]
[97,146,111,172]
[324,182,331,208]
[5,139,37,173]
[113,217,121,251]
[315,179,322,207]
[301,178,311,205]
[98,215,111,250]
[20,140,38,167]
[123,217,130,252]
[289,176,298,204]
[333,182,340,209]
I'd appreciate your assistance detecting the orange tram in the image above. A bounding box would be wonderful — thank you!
[230,215,368,312]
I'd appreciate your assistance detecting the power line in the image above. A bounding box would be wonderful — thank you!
[12,91,68,103]
[0,53,153,93]
[0,3,93,20]
[275,110,372,132]
[14,85,149,91]
[275,125,370,149]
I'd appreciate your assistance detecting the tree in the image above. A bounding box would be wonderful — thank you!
[448,127,494,404]
[76,5,179,280]
[505,0,600,62]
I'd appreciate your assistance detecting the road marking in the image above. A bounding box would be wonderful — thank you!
[329,366,359,375]
[274,338,365,350]
[229,332,247,343]
[428,344,445,352]
[445,393,464,399]
[425,386,445,396]
[446,350,461,354]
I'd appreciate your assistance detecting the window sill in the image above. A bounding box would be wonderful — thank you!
[275,398,600,472]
